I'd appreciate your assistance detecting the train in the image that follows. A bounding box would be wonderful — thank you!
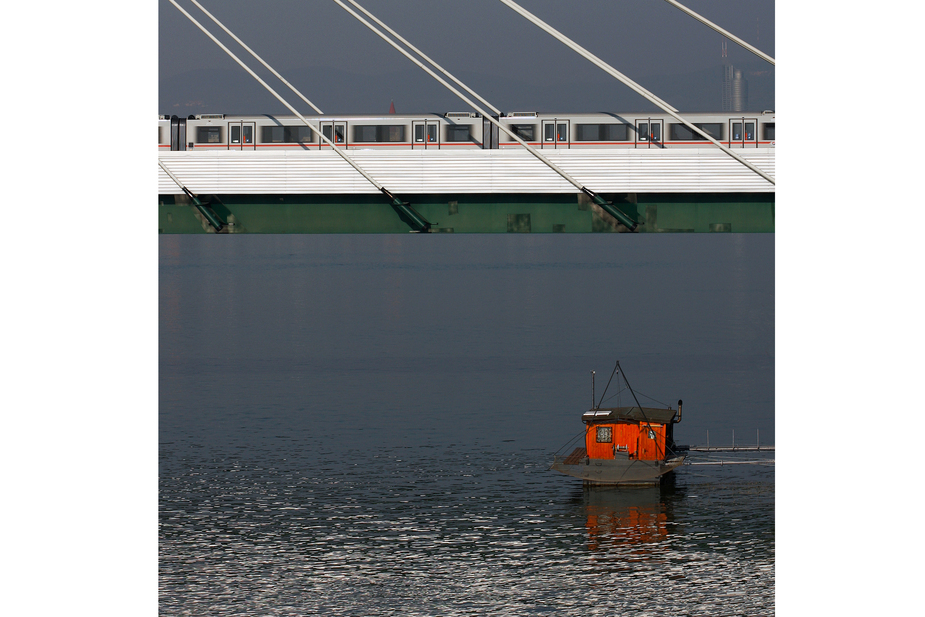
[158,110,775,152]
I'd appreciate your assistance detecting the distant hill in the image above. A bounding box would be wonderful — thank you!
[159,61,774,116]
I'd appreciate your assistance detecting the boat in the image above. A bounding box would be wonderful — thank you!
[551,362,685,486]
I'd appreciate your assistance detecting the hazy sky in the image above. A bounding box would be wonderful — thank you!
[159,0,774,114]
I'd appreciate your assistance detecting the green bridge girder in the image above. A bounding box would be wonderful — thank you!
[158,192,774,234]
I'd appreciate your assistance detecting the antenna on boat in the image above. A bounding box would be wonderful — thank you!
[591,371,595,409]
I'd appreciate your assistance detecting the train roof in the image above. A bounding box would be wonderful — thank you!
[160,110,774,121]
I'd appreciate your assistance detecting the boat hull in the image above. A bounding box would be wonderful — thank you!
[551,454,686,486]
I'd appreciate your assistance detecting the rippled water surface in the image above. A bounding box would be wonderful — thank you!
[160,234,774,615]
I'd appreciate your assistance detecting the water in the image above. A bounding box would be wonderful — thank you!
[160,234,774,615]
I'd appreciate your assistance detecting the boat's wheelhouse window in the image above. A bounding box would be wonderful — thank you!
[575,123,629,141]
[353,125,406,142]
[445,124,472,142]
[668,123,723,141]
[262,126,315,143]
[196,126,222,143]
[763,123,775,140]
[596,426,612,443]
[510,124,536,141]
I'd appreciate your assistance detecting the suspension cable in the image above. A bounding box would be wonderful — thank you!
[661,0,774,65]
[497,0,775,185]
[188,0,324,113]
[332,0,640,230]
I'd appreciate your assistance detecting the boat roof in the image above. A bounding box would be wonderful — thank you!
[582,406,678,425]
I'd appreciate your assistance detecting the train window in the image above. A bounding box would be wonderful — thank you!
[196,126,222,143]
[731,122,755,140]
[262,126,315,143]
[575,124,629,141]
[544,123,555,142]
[557,123,567,142]
[669,123,722,141]
[638,123,661,141]
[763,123,775,140]
[445,125,472,142]
[322,125,345,143]
[263,126,285,143]
[288,126,314,143]
[510,124,535,141]
[353,125,406,142]
[414,124,438,143]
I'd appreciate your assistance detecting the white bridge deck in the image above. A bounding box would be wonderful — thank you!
[157,147,775,195]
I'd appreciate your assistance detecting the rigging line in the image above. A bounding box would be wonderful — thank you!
[617,361,667,460]
[496,0,775,186]
[167,0,386,194]
[552,430,585,456]
[188,0,324,114]
[331,0,639,231]
[595,361,619,409]
[632,390,670,408]
[599,385,628,406]
[660,0,774,66]
[342,0,501,116]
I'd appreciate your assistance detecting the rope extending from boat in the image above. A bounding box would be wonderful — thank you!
[166,0,432,232]
[333,0,641,231]
[496,0,775,186]
[661,0,775,66]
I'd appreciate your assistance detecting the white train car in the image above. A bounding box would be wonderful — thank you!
[158,110,775,152]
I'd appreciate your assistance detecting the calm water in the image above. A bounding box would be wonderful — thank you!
[160,234,774,615]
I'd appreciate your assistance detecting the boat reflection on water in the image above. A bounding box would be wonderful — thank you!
[577,477,681,555]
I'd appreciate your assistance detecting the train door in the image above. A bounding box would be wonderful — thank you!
[635,119,662,148]
[412,121,439,149]
[541,119,569,149]
[170,115,187,151]
[227,121,255,150]
[320,121,347,148]
[728,117,757,147]
[482,117,499,149]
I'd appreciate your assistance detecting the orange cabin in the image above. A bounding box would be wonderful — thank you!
[582,407,679,462]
